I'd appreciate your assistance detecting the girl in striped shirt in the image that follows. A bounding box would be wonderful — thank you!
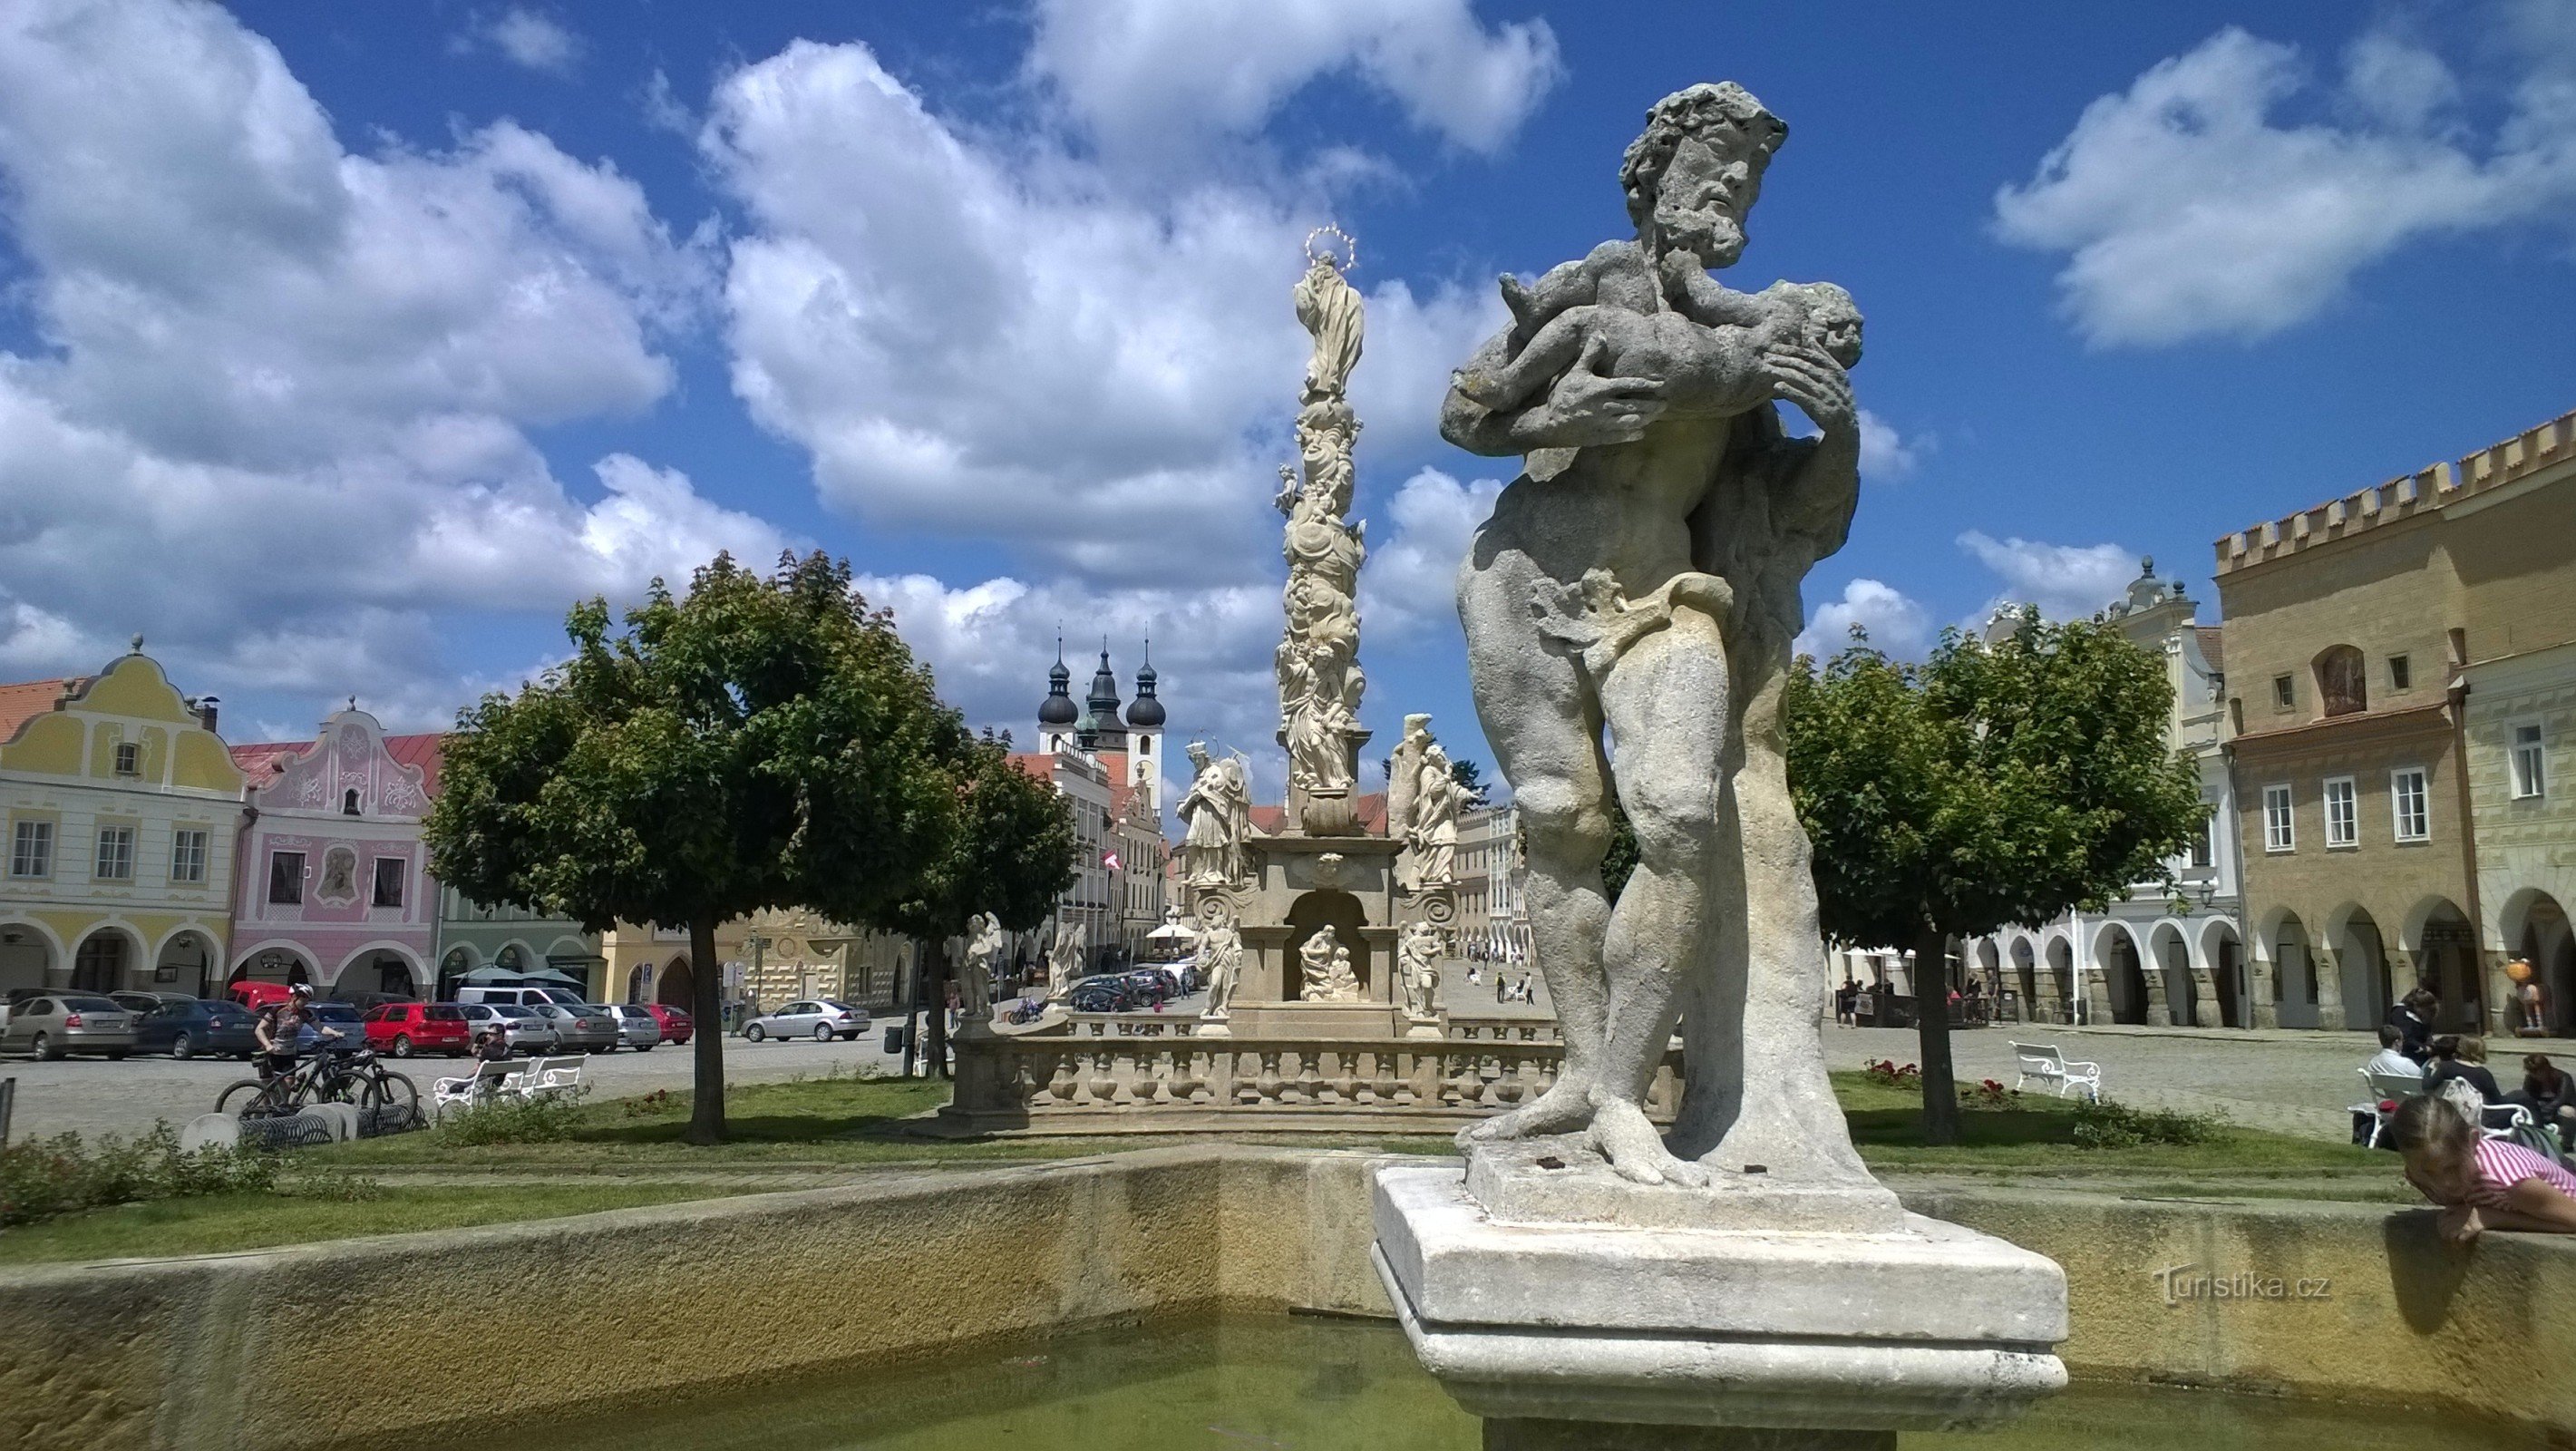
[2396,1093,2576,1244]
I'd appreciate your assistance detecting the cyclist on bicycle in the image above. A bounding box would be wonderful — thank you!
[253,984,342,1080]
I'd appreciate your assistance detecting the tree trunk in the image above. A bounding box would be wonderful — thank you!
[921,937,950,1080]
[1913,925,1960,1147]
[686,914,725,1145]
[899,939,923,1079]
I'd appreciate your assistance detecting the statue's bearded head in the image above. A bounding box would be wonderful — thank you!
[1619,82,1784,269]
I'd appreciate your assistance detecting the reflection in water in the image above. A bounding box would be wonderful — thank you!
[407,1315,2542,1451]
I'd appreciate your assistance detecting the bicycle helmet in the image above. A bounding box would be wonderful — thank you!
[290,982,316,999]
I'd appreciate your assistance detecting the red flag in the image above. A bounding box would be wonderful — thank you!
[1103,851,1123,872]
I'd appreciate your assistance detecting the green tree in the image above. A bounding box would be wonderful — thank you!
[1784,614,2206,1144]
[1448,755,1492,807]
[877,730,1077,1076]
[426,552,967,1144]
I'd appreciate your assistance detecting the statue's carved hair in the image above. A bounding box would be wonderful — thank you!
[1619,82,1786,229]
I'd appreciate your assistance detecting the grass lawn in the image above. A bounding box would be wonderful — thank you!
[316,1074,1459,1171]
[0,1182,743,1265]
[0,1070,2396,1266]
[1831,1073,2386,1176]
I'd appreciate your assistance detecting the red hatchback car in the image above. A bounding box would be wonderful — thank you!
[364,1001,474,1058]
[641,1003,694,1045]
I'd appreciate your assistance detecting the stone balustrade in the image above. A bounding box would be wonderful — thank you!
[944,1031,1676,1134]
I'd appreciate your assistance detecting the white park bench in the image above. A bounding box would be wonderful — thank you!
[2355,1067,2542,1150]
[2009,1042,2102,1103]
[432,1061,531,1117]
[522,1056,587,1101]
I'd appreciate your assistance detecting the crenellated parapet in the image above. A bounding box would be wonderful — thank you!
[2215,407,2574,577]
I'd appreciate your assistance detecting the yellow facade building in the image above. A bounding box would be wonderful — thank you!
[2216,407,2576,1034]
[0,644,245,997]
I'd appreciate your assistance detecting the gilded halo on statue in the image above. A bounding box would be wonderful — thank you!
[1303,223,1356,272]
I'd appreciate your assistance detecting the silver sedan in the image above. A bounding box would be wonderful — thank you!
[600,1003,662,1050]
[533,1003,621,1054]
[744,999,870,1043]
[2,993,140,1059]
[458,1002,557,1056]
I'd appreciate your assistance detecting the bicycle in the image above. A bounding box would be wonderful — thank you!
[216,1041,418,1125]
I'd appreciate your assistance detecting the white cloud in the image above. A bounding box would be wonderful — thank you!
[1361,466,1499,639]
[461,8,583,76]
[1994,23,2576,346]
[1955,531,2140,625]
[1795,579,1931,660]
[1023,0,1563,164]
[0,0,765,710]
[705,38,1495,587]
[1857,408,1923,481]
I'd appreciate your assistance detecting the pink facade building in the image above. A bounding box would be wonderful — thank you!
[228,708,442,997]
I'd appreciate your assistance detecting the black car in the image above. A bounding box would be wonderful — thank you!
[123,996,262,1059]
[304,999,370,1053]
[1118,970,1177,1006]
[1066,977,1142,1013]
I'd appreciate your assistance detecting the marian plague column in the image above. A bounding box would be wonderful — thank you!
[1276,227,1371,837]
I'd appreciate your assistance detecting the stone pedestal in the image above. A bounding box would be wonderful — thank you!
[1372,1162,2066,1437]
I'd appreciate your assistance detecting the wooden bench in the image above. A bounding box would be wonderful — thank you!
[2009,1041,2102,1102]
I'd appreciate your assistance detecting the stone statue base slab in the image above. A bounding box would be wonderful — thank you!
[1195,1014,1232,1037]
[1405,1014,1446,1040]
[1372,1164,2066,1434]
[1463,1137,1905,1235]
[1225,1000,1405,1039]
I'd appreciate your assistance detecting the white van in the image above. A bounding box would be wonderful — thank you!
[453,986,588,1010]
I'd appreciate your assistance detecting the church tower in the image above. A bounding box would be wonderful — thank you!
[1125,639,1166,813]
[1036,637,1078,755]
[1078,640,1129,754]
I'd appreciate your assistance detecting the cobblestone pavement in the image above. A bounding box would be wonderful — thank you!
[1821,1022,2576,1139]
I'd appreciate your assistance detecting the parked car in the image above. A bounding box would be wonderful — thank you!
[2,993,141,1059]
[330,990,418,1013]
[641,1003,695,1045]
[1124,968,1185,1002]
[364,1001,473,1058]
[305,1000,368,1053]
[458,1001,557,1056]
[1066,976,1144,1014]
[456,984,592,1009]
[744,999,870,1043]
[532,1002,620,1054]
[123,996,260,1059]
[227,980,297,1012]
[601,1003,662,1050]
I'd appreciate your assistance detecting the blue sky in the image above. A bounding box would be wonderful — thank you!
[2,1,2571,802]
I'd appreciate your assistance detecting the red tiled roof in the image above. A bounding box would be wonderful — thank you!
[0,677,76,745]
[228,739,309,787]
[231,730,450,796]
[385,732,446,799]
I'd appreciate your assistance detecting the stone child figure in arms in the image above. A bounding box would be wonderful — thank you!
[1444,83,1873,1190]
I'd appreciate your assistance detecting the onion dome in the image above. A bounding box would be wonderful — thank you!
[1038,638,1078,726]
[1127,639,1166,728]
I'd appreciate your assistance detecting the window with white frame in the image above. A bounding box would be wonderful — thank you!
[2391,768,2430,842]
[93,825,135,881]
[112,741,140,776]
[2262,784,2295,852]
[2323,776,2357,848]
[170,829,208,884]
[9,819,52,878]
[2511,724,2546,800]
[2318,778,2359,845]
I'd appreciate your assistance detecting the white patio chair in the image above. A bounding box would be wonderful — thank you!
[2008,1042,2102,1103]
[2354,1067,2425,1148]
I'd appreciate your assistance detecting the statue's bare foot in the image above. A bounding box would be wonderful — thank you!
[1454,1077,1597,1148]
[1588,1096,1711,1187]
